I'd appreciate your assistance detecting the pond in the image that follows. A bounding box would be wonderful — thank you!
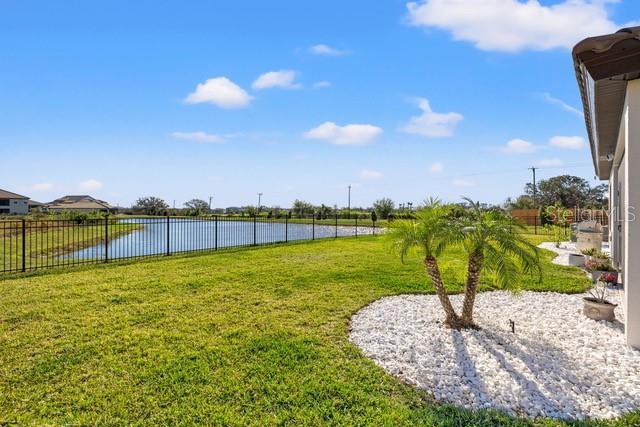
[71,217,374,260]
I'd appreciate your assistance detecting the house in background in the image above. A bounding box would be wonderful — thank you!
[573,26,640,348]
[46,195,114,213]
[27,200,45,212]
[0,189,30,215]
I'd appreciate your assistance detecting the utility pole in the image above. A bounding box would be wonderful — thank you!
[529,166,538,234]
[257,192,263,212]
[209,196,213,212]
[528,167,537,207]
[347,185,351,219]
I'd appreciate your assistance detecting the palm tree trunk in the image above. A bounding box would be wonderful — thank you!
[461,250,483,328]
[424,256,461,328]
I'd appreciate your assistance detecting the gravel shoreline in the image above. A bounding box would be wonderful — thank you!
[350,291,640,420]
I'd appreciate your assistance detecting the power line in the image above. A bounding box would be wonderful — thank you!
[434,162,590,180]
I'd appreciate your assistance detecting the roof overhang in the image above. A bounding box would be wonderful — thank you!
[573,26,640,179]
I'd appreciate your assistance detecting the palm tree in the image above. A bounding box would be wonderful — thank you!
[389,198,542,330]
[388,202,464,328]
[457,199,542,328]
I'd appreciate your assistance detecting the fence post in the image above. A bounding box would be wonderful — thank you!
[335,214,338,239]
[214,215,218,251]
[166,215,171,256]
[355,216,358,238]
[104,215,109,263]
[534,214,538,235]
[21,219,26,272]
[312,214,315,240]
[253,215,257,246]
[373,219,376,235]
[285,215,288,243]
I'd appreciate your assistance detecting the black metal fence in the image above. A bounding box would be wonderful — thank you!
[0,215,377,274]
[510,216,572,236]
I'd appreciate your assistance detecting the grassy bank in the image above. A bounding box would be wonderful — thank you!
[0,220,140,272]
[2,236,635,426]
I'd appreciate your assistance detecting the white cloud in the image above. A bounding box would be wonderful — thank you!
[252,70,301,90]
[430,162,444,173]
[549,135,585,150]
[184,77,252,108]
[309,44,350,56]
[452,178,475,188]
[540,92,584,117]
[535,158,564,167]
[313,80,332,89]
[402,98,463,138]
[406,0,619,52]
[304,121,383,146]
[79,179,103,191]
[502,138,537,154]
[31,183,53,191]
[171,131,225,143]
[360,169,384,180]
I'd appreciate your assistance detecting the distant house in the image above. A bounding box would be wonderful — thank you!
[0,189,30,215]
[27,200,45,212]
[46,195,114,213]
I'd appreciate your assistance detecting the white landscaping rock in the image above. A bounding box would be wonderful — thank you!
[349,291,640,420]
[538,242,580,266]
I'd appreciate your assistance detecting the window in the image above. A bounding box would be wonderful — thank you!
[0,200,9,206]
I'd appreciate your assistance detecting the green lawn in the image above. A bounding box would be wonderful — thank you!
[1,236,636,426]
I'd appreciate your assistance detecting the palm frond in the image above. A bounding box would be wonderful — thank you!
[386,201,459,260]
[461,207,542,289]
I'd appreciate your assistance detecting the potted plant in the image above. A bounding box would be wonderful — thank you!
[583,281,617,321]
[600,271,618,285]
[581,247,598,262]
[585,257,616,282]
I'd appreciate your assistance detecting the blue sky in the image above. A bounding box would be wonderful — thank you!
[1,0,637,208]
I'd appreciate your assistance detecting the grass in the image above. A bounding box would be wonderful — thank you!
[1,236,636,426]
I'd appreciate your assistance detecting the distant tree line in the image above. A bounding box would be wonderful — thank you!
[125,196,428,221]
[506,175,608,210]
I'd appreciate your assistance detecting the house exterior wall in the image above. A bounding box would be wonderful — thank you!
[615,157,625,270]
[0,199,28,215]
[622,79,640,348]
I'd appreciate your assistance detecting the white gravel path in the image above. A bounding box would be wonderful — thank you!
[538,242,580,266]
[350,291,640,420]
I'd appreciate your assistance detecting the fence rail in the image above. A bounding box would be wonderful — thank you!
[0,215,376,274]
[510,216,589,242]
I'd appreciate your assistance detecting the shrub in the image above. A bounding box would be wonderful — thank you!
[585,258,615,272]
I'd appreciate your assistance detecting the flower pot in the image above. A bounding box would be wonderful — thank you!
[583,297,617,321]
[590,270,606,282]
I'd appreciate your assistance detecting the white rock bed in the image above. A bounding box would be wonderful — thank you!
[350,291,640,420]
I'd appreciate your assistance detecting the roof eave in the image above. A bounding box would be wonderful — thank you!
[573,26,640,180]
